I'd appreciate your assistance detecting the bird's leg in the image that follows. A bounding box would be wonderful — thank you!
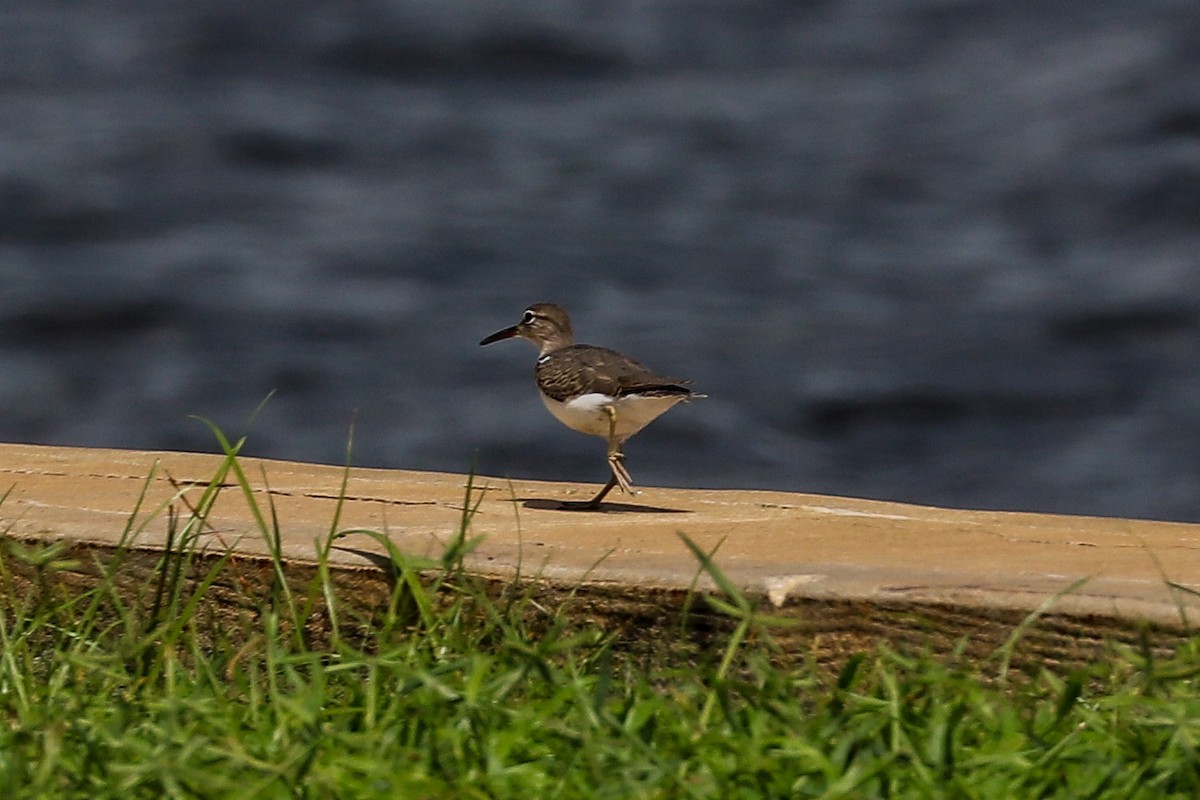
[609,449,633,494]
[579,406,634,510]
[582,473,619,509]
[602,405,634,494]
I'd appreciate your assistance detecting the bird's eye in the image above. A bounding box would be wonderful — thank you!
[522,310,536,324]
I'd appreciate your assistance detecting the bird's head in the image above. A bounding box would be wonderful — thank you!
[479,303,574,355]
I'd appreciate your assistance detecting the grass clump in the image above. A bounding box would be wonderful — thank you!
[2,433,1200,797]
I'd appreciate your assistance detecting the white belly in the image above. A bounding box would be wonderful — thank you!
[539,391,686,440]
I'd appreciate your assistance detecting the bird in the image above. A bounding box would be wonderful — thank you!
[479,302,703,509]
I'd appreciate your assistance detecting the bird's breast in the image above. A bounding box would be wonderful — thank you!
[538,391,687,439]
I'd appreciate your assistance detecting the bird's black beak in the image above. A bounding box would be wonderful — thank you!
[479,325,520,346]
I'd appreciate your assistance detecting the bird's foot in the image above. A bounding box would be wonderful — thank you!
[578,474,619,510]
[608,451,635,495]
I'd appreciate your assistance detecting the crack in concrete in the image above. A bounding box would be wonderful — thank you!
[301,492,439,507]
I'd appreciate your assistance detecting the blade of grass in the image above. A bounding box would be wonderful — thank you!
[994,576,1091,683]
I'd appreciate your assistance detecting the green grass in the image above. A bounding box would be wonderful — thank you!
[3,431,1200,797]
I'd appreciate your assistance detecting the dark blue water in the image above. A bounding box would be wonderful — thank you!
[2,1,1200,521]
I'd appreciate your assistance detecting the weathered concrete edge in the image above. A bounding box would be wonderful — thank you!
[4,530,1187,672]
[0,442,1198,665]
[10,521,1196,632]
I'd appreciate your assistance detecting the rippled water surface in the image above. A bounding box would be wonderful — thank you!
[2,1,1200,521]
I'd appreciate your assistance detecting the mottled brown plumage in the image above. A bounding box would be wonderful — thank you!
[480,303,702,509]
[535,344,693,403]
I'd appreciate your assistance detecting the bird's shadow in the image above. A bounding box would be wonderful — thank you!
[520,498,691,514]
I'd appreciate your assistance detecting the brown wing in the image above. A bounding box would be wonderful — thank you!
[536,345,694,402]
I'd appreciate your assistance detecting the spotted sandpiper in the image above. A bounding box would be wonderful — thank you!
[480,303,703,509]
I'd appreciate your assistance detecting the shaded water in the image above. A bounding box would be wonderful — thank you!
[2,1,1200,520]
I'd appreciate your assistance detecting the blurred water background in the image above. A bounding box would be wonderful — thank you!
[2,1,1199,521]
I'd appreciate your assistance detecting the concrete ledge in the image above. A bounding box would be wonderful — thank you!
[2,443,1198,666]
